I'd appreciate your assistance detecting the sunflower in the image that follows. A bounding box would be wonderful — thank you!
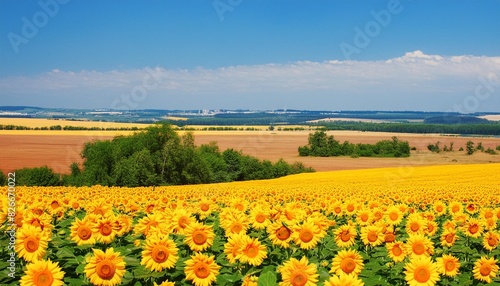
[154,281,175,286]
[267,222,293,248]
[436,254,460,277]
[405,234,434,258]
[482,231,500,251]
[236,235,267,266]
[224,233,245,264]
[360,225,384,247]
[334,224,357,248]
[22,211,53,234]
[278,256,318,286]
[184,253,220,286]
[324,273,364,286]
[404,256,440,286]
[197,198,214,220]
[242,275,258,286]
[70,216,96,246]
[385,205,403,226]
[462,217,483,238]
[405,215,426,235]
[171,208,193,235]
[292,220,321,250]
[16,224,50,263]
[386,241,406,262]
[141,234,179,272]
[448,201,462,215]
[93,214,117,244]
[472,256,499,284]
[84,248,126,286]
[424,221,438,237]
[134,212,170,237]
[223,213,249,237]
[330,249,364,276]
[20,259,64,286]
[432,201,447,216]
[355,207,373,226]
[249,207,270,230]
[440,229,458,247]
[114,215,132,237]
[184,221,215,252]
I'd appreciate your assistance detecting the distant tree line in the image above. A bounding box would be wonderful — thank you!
[318,122,500,136]
[298,131,411,158]
[0,124,144,131]
[8,124,313,187]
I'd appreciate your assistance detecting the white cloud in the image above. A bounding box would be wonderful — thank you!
[1,51,499,110]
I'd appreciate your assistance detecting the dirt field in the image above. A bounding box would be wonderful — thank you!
[1,130,499,174]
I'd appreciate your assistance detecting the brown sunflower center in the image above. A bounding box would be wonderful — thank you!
[245,244,259,258]
[96,260,116,280]
[50,201,60,209]
[451,205,460,213]
[34,209,44,216]
[290,271,308,286]
[367,232,378,243]
[445,260,456,272]
[100,223,113,236]
[360,213,369,222]
[200,203,210,212]
[468,224,479,234]
[334,206,342,214]
[255,214,266,223]
[230,223,242,234]
[340,230,351,242]
[78,226,92,240]
[33,270,54,286]
[389,212,399,221]
[412,242,425,255]
[385,233,395,243]
[392,245,403,256]
[152,245,169,263]
[414,267,430,283]
[347,204,355,212]
[485,210,493,219]
[24,237,39,253]
[480,263,492,276]
[178,216,189,228]
[276,226,291,241]
[299,229,314,243]
[445,233,455,243]
[410,222,420,232]
[340,258,356,274]
[488,236,498,247]
[436,205,443,212]
[194,262,210,279]
[193,230,208,245]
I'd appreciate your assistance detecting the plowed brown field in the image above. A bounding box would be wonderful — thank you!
[1,130,499,174]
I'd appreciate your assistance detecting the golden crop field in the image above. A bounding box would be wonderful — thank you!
[2,164,500,285]
[0,118,152,129]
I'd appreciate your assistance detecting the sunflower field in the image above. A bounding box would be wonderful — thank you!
[1,163,500,286]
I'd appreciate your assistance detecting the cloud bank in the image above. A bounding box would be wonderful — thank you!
[1,51,499,111]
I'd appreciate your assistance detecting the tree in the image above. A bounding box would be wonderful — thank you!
[15,166,61,186]
[0,170,6,186]
[466,141,475,155]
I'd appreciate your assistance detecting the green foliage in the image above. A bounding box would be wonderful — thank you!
[466,141,476,155]
[64,123,313,187]
[466,141,475,155]
[299,131,410,158]
[497,145,500,151]
[0,170,6,186]
[15,166,61,186]
[427,142,440,153]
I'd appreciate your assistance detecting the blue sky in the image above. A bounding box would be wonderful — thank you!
[1,0,499,111]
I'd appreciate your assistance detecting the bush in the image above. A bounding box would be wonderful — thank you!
[484,148,497,155]
[15,166,61,186]
[0,170,6,186]
[496,145,500,151]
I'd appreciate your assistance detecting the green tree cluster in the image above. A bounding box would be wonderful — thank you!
[298,131,410,158]
[59,123,313,187]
